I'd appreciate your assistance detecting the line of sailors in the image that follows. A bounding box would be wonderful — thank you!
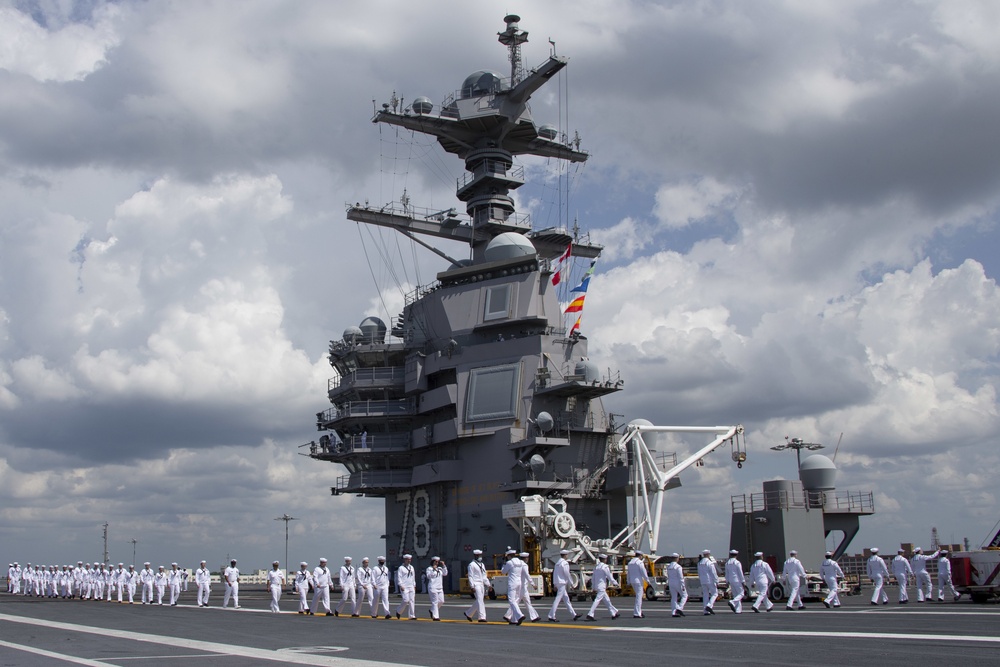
[864,547,961,605]
[5,561,191,605]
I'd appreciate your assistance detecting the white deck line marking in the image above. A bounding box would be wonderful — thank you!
[108,655,221,661]
[0,638,119,666]
[601,626,1000,643]
[0,613,413,667]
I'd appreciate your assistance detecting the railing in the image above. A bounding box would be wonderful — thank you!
[334,471,412,492]
[471,208,531,229]
[347,200,471,226]
[457,162,525,191]
[731,489,875,514]
[328,367,405,392]
[317,399,414,424]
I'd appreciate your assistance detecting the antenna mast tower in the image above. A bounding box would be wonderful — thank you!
[498,14,528,85]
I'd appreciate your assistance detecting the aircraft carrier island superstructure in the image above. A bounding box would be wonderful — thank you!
[304,15,746,586]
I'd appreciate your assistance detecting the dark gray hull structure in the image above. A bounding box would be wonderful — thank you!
[306,16,625,583]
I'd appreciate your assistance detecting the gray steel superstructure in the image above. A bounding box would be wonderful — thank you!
[305,15,625,582]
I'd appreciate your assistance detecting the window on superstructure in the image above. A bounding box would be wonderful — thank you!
[484,284,511,321]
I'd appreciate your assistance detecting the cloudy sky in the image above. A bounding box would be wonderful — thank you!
[2,0,998,571]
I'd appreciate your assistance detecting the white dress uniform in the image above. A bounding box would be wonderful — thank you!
[782,553,806,609]
[587,556,620,620]
[936,553,961,601]
[267,565,285,612]
[114,566,125,602]
[372,558,392,619]
[311,561,333,615]
[892,552,914,603]
[725,553,746,613]
[464,552,491,622]
[666,558,688,616]
[154,568,168,604]
[124,567,137,603]
[294,564,313,613]
[866,551,889,604]
[395,557,417,619]
[516,554,539,621]
[548,552,579,622]
[820,555,844,607]
[354,561,375,617]
[501,553,525,624]
[168,565,182,606]
[139,565,155,604]
[749,555,775,611]
[425,558,448,620]
[74,563,85,598]
[223,562,240,608]
[910,548,939,602]
[628,553,653,618]
[697,553,719,614]
[195,563,212,606]
[335,559,356,616]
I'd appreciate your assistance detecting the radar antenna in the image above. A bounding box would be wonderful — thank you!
[498,14,528,85]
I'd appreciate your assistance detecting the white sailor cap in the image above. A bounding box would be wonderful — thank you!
[870,547,879,553]
[559,549,570,555]
[144,562,150,565]
[940,549,949,554]
[670,552,680,558]
[598,553,608,560]
[300,562,308,566]
[519,552,529,558]
[898,548,905,553]
[319,557,328,562]
[505,549,516,556]
[344,556,352,561]
[362,557,369,562]
[128,564,135,568]
[755,552,763,557]
[230,559,237,564]
[635,550,643,556]
[729,549,739,555]
[472,549,483,555]
[200,560,206,564]
[403,554,412,559]
[377,556,385,561]
[914,547,923,553]
[171,562,178,566]
[273,560,280,565]
[789,550,797,555]
[825,551,833,557]
[158,565,164,569]
[431,556,440,561]
[118,563,124,566]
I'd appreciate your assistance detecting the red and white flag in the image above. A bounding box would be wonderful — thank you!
[550,244,572,286]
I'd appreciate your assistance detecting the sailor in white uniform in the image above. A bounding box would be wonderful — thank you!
[139,563,155,604]
[395,554,417,619]
[782,550,806,609]
[666,553,688,617]
[725,549,746,613]
[311,558,333,615]
[168,563,182,606]
[223,559,240,608]
[154,566,168,604]
[501,549,525,624]
[267,561,285,612]
[372,556,393,619]
[587,553,620,621]
[548,549,580,622]
[354,557,375,617]
[464,549,491,622]
[820,551,844,608]
[425,556,448,620]
[294,562,312,614]
[892,548,914,603]
[697,550,719,615]
[114,564,126,602]
[335,556,356,616]
[195,561,211,607]
[749,552,775,612]
[628,550,653,618]
[936,550,961,601]
[515,552,540,622]
[910,547,939,602]
[867,548,889,605]
[124,565,137,603]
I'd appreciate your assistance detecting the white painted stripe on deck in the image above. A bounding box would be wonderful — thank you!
[0,613,413,666]
[0,638,119,666]
[601,626,1000,643]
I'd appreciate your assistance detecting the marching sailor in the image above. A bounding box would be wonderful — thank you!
[354,557,375,617]
[168,563,182,606]
[892,549,914,603]
[464,549,491,622]
[820,551,844,608]
[335,556,356,617]
[425,556,448,621]
[749,552,775,612]
[139,563,155,604]
[501,549,525,625]
[294,562,312,614]
[586,553,620,621]
[782,550,806,609]
[372,556,393,619]
[394,554,417,619]
[628,550,653,618]
[725,549,746,614]
[267,561,285,612]
[666,553,688,617]
[124,564,137,604]
[866,548,889,605]
[154,566,168,605]
[910,547,939,602]
[936,550,961,602]
[311,558,333,616]
[548,549,580,622]
[195,561,211,607]
[697,550,719,615]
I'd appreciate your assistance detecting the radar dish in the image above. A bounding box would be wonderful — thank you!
[412,96,433,114]
[461,70,505,99]
[529,454,546,476]
[539,124,558,140]
[535,411,554,433]
[484,232,536,262]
